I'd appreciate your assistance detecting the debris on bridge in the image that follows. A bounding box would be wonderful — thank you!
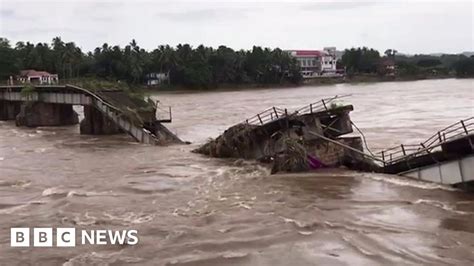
[0,84,182,145]
[194,96,380,173]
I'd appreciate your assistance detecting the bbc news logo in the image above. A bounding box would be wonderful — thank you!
[11,228,138,247]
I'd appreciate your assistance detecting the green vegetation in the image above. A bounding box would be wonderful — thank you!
[341,47,381,74]
[66,78,131,91]
[394,54,460,77]
[20,84,35,99]
[341,46,474,78]
[0,37,302,89]
[1,37,473,90]
[453,57,474,77]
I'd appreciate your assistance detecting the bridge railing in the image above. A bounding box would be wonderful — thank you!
[244,95,350,126]
[66,84,160,143]
[376,117,474,165]
[244,106,289,125]
[294,95,351,115]
[155,101,172,123]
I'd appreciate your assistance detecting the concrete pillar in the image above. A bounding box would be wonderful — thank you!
[0,100,22,121]
[15,102,79,127]
[80,106,122,135]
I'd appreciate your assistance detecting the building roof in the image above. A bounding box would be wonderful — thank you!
[295,50,323,56]
[288,50,330,57]
[19,69,58,77]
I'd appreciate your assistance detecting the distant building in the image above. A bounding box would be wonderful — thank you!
[321,47,337,74]
[288,47,340,79]
[17,70,59,84]
[378,58,396,76]
[145,72,169,86]
[288,50,323,78]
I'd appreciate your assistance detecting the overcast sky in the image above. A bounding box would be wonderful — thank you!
[0,0,472,54]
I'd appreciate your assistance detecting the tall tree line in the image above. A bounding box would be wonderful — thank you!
[0,37,302,88]
[341,46,474,77]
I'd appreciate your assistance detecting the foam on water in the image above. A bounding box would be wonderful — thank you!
[0,200,46,214]
[42,187,119,198]
[63,251,144,266]
[102,211,155,224]
[413,199,471,215]
[362,172,457,191]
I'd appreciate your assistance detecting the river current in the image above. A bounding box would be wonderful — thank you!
[0,78,473,265]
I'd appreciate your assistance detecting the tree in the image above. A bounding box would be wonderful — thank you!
[342,47,381,74]
[384,49,398,58]
[127,39,146,83]
[0,38,18,80]
[416,58,442,68]
[453,56,474,77]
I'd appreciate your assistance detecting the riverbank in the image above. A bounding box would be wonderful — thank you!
[5,75,466,95]
[140,75,463,94]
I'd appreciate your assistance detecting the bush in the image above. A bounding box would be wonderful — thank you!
[453,57,474,77]
[20,84,35,99]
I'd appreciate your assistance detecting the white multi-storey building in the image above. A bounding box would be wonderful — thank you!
[321,47,337,74]
[288,47,339,79]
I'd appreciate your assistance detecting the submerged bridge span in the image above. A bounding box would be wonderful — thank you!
[375,117,474,188]
[0,85,181,145]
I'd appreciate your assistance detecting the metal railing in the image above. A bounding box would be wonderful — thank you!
[244,95,350,126]
[156,101,172,123]
[294,95,351,115]
[245,106,289,125]
[376,117,474,166]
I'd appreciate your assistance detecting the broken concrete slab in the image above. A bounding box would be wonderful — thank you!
[194,97,380,174]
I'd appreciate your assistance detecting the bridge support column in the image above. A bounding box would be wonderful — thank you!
[80,106,122,135]
[0,100,22,121]
[15,102,79,127]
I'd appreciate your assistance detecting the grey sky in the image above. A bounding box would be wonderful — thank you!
[0,0,472,54]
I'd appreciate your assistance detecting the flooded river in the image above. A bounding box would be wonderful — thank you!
[1,78,474,265]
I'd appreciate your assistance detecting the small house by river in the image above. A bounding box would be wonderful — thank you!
[17,69,59,85]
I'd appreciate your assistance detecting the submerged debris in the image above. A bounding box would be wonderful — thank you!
[193,123,259,158]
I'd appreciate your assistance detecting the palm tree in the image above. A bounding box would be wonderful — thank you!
[125,39,145,83]
[52,37,65,76]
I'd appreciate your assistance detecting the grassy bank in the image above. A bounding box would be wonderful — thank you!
[3,75,467,95]
[140,74,462,94]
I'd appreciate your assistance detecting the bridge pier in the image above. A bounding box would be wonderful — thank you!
[0,85,182,144]
[15,102,79,127]
[0,100,22,121]
[80,106,122,135]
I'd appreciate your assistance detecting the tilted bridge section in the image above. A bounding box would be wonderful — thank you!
[375,117,474,187]
[244,98,473,188]
[0,85,182,145]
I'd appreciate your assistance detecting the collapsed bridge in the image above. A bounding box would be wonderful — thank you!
[195,96,473,189]
[0,85,182,145]
[194,95,376,172]
[376,117,474,188]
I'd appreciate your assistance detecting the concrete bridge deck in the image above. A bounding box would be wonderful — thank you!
[376,117,474,187]
[0,85,181,145]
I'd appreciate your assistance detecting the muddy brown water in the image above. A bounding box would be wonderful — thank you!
[0,79,473,265]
